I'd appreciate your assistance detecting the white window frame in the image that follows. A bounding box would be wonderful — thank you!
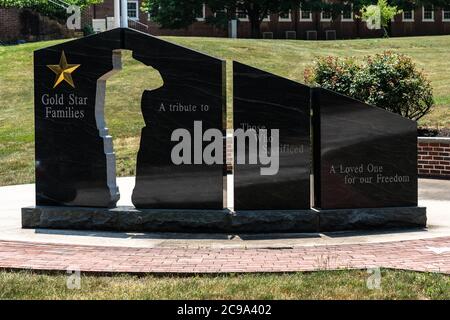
[196,3,206,21]
[402,9,414,22]
[443,9,450,22]
[279,11,291,22]
[235,10,268,22]
[422,5,434,22]
[236,10,249,21]
[127,1,139,20]
[214,8,227,17]
[321,11,332,22]
[341,4,353,22]
[299,8,312,21]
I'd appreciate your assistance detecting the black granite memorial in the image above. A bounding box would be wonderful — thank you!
[23,28,426,233]
[34,28,122,207]
[312,88,418,209]
[33,28,226,210]
[233,62,311,210]
[124,29,226,209]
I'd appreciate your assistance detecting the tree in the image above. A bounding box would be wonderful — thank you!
[304,52,434,121]
[141,0,449,38]
[0,0,102,8]
[391,0,449,8]
[143,0,270,38]
[142,0,356,38]
[233,0,290,38]
[0,0,102,20]
[357,0,447,36]
[143,0,324,38]
[360,0,401,37]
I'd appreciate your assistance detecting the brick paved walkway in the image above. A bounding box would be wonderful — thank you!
[0,237,449,274]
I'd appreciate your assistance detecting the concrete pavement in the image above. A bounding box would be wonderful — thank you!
[0,177,449,249]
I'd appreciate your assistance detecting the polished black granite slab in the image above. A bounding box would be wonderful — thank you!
[34,28,226,209]
[34,28,122,207]
[34,27,418,218]
[233,62,311,210]
[313,88,418,209]
[124,29,226,209]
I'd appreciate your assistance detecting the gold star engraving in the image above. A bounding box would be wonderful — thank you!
[47,51,81,88]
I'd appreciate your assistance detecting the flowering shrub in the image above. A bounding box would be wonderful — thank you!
[304,51,434,121]
[304,56,359,97]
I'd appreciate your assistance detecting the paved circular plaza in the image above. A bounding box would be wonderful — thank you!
[0,178,449,274]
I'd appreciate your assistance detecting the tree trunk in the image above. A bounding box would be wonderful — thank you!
[356,17,360,38]
[386,20,392,37]
[249,15,261,38]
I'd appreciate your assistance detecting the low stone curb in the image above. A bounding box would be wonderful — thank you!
[22,206,426,233]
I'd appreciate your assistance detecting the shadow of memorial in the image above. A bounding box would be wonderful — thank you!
[26,28,425,234]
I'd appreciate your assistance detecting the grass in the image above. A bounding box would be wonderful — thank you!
[1,35,450,186]
[0,269,448,299]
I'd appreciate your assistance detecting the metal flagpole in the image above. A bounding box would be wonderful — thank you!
[120,0,129,27]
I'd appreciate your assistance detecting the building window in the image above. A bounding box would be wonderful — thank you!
[214,8,227,18]
[443,9,450,22]
[422,5,434,22]
[196,3,206,21]
[402,9,414,22]
[236,11,268,21]
[127,1,139,20]
[279,11,291,22]
[321,11,332,22]
[237,10,249,21]
[299,8,312,21]
[342,4,353,22]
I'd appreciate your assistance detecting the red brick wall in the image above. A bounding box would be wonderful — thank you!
[207,11,383,39]
[93,0,114,21]
[93,0,226,37]
[89,2,449,39]
[418,138,450,179]
[238,8,447,39]
[1,8,77,41]
[4,4,450,40]
[391,8,450,37]
[0,8,21,41]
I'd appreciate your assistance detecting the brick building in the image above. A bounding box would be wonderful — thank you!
[91,1,450,39]
[2,2,450,41]
[0,7,22,41]
[0,7,79,42]
[418,137,450,179]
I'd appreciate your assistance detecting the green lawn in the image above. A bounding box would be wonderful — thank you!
[1,35,450,186]
[0,269,448,299]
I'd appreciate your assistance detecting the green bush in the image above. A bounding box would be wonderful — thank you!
[82,24,95,36]
[304,51,434,121]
